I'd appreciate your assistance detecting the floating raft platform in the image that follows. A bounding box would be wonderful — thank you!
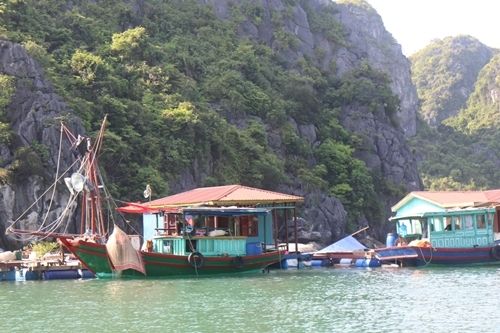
[0,259,95,281]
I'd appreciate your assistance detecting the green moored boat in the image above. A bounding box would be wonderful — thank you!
[7,117,300,278]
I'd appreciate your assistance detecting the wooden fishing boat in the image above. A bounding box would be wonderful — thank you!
[375,207,500,266]
[7,117,297,277]
[58,206,288,278]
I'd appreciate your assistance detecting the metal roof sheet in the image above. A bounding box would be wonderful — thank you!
[144,184,303,209]
[182,207,270,216]
[392,189,500,211]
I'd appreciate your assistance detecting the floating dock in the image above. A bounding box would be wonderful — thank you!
[0,258,95,281]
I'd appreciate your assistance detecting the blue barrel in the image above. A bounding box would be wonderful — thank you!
[355,259,366,267]
[311,259,326,267]
[16,268,39,281]
[43,269,80,280]
[246,242,263,255]
[339,258,353,265]
[15,269,25,281]
[366,258,381,267]
[78,269,95,279]
[386,232,398,247]
[355,258,381,268]
[0,270,16,281]
[25,270,40,280]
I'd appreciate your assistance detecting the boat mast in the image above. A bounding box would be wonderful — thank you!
[64,115,109,238]
[85,116,108,237]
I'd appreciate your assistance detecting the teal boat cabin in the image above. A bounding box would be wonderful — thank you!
[149,207,274,256]
[377,191,500,266]
[390,190,500,247]
[119,185,304,258]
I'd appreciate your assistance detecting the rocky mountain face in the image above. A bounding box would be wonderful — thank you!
[410,36,494,126]
[0,0,421,249]
[452,53,500,132]
[207,0,418,137]
[409,36,499,190]
[0,40,83,249]
[203,0,421,242]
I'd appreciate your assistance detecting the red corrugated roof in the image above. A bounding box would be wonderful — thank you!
[144,185,304,208]
[143,184,303,209]
[392,189,500,211]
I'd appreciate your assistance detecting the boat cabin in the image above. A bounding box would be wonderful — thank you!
[390,190,500,248]
[118,185,304,256]
[148,207,273,256]
[393,207,497,248]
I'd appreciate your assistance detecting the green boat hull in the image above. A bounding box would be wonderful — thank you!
[59,237,285,278]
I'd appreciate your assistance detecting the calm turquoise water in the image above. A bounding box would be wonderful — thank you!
[1,266,499,333]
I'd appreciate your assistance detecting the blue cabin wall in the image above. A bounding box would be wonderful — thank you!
[141,212,275,245]
[395,198,443,217]
[250,213,273,245]
[143,214,159,241]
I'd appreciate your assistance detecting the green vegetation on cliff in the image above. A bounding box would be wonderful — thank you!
[410,36,493,126]
[412,37,500,190]
[0,0,402,228]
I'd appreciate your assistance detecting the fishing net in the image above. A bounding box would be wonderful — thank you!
[106,225,146,275]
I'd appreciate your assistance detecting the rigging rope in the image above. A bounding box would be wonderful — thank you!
[7,115,139,244]
[8,121,93,242]
[39,123,64,229]
[7,120,84,241]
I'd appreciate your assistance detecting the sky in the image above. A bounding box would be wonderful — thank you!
[365,0,499,56]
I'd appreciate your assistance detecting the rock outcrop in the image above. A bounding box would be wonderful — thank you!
[411,36,494,126]
[203,0,421,242]
[0,0,422,249]
[0,40,82,249]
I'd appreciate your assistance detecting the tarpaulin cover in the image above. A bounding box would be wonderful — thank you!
[315,235,366,254]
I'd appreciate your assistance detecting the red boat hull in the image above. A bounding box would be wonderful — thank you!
[375,245,500,266]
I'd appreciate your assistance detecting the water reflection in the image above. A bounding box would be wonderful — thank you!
[1,266,499,332]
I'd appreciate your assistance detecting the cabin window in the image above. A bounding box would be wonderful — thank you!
[444,216,452,231]
[430,217,443,232]
[443,216,461,231]
[163,214,179,235]
[239,216,258,237]
[205,216,229,231]
[413,220,423,234]
[487,213,494,226]
[162,240,172,253]
[206,216,215,229]
[463,215,474,230]
[476,214,486,229]
[397,220,409,236]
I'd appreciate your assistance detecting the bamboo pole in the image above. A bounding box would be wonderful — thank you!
[350,225,370,237]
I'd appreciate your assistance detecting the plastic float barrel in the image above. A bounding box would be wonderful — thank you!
[366,258,381,267]
[355,258,381,268]
[0,270,16,281]
[245,242,263,255]
[15,269,25,281]
[338,258,354,266]
[355,259,366,267]
[386,233,398,247]
[15,268,39,281]
[42,269,80,280]
[286,258,298,267]
[24,269,40,280]
[311,259,325,267]
[78,269,95,279]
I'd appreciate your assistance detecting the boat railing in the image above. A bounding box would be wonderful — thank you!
[278,244,288,252]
